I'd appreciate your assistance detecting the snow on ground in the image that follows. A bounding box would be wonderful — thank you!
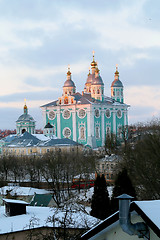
[0,205,99,234]
[0,186,51,196]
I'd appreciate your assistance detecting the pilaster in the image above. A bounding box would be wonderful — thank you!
[72,105,77,141]
[101,108,105,145]
[113,108,116,134]
[57,106,61,138]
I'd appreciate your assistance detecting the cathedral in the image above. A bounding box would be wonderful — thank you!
[41,53,129,148]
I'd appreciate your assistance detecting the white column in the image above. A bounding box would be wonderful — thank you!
[113,108,116,134]
[101,108,105,145]
[72,106,77,141]
[57,106,61,138]
[42,108,47,127]
[91,105,94,136]
[87,107,91,137]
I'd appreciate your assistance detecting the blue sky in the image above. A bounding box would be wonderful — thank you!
[0,0,160,129]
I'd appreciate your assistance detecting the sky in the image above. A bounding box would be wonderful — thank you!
[0,0,160,129]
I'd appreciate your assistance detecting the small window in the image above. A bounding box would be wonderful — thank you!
[95,109,100,118]
[105,109,111,118]
[95,126,100,139]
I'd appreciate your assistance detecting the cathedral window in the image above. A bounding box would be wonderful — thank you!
[64,97,68,104]
[117,126,122,139]
[63,109,71,119]
[106,126,111,136]
[79,127,85,140]
[48,111,56,120]
[117,110,122,118]
[95,126,100,139]
[63,127,71,138]
[78,109,86,119]
[95,109,100,118]
[105,109,111,118]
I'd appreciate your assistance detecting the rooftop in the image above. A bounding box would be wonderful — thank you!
[0,205,99,235]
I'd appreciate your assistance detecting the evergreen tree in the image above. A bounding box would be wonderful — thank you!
[90,174,110,220]
[111,168,136,212]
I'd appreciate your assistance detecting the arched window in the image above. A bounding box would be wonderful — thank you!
[80,127,85,140]
[97,89,100,94]
[95,126,100,139]
[64,97,68,104]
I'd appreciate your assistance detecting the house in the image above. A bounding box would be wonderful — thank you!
[81,194,160,240]
[95,154,120,184]
[30,193,56,207]
[2,131,84,156]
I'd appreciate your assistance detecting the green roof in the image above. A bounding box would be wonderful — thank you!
[30,194,53,207]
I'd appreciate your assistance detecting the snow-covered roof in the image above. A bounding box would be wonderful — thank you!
[7,132,40,147]
[33,134,50,141]
[133,200,160,231]
[0,186,51,196]
[81,199,160,239]
[0,206,99,235]
[3,199,28,205]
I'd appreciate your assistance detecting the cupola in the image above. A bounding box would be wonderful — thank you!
[111,65,124,103]
[63,65,76,96]
[44,122,54,138]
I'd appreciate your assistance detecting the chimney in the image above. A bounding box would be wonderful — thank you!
[117,194,149,239]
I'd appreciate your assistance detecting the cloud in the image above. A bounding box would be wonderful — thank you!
[126,85,160,123]
[0,60,88,97]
